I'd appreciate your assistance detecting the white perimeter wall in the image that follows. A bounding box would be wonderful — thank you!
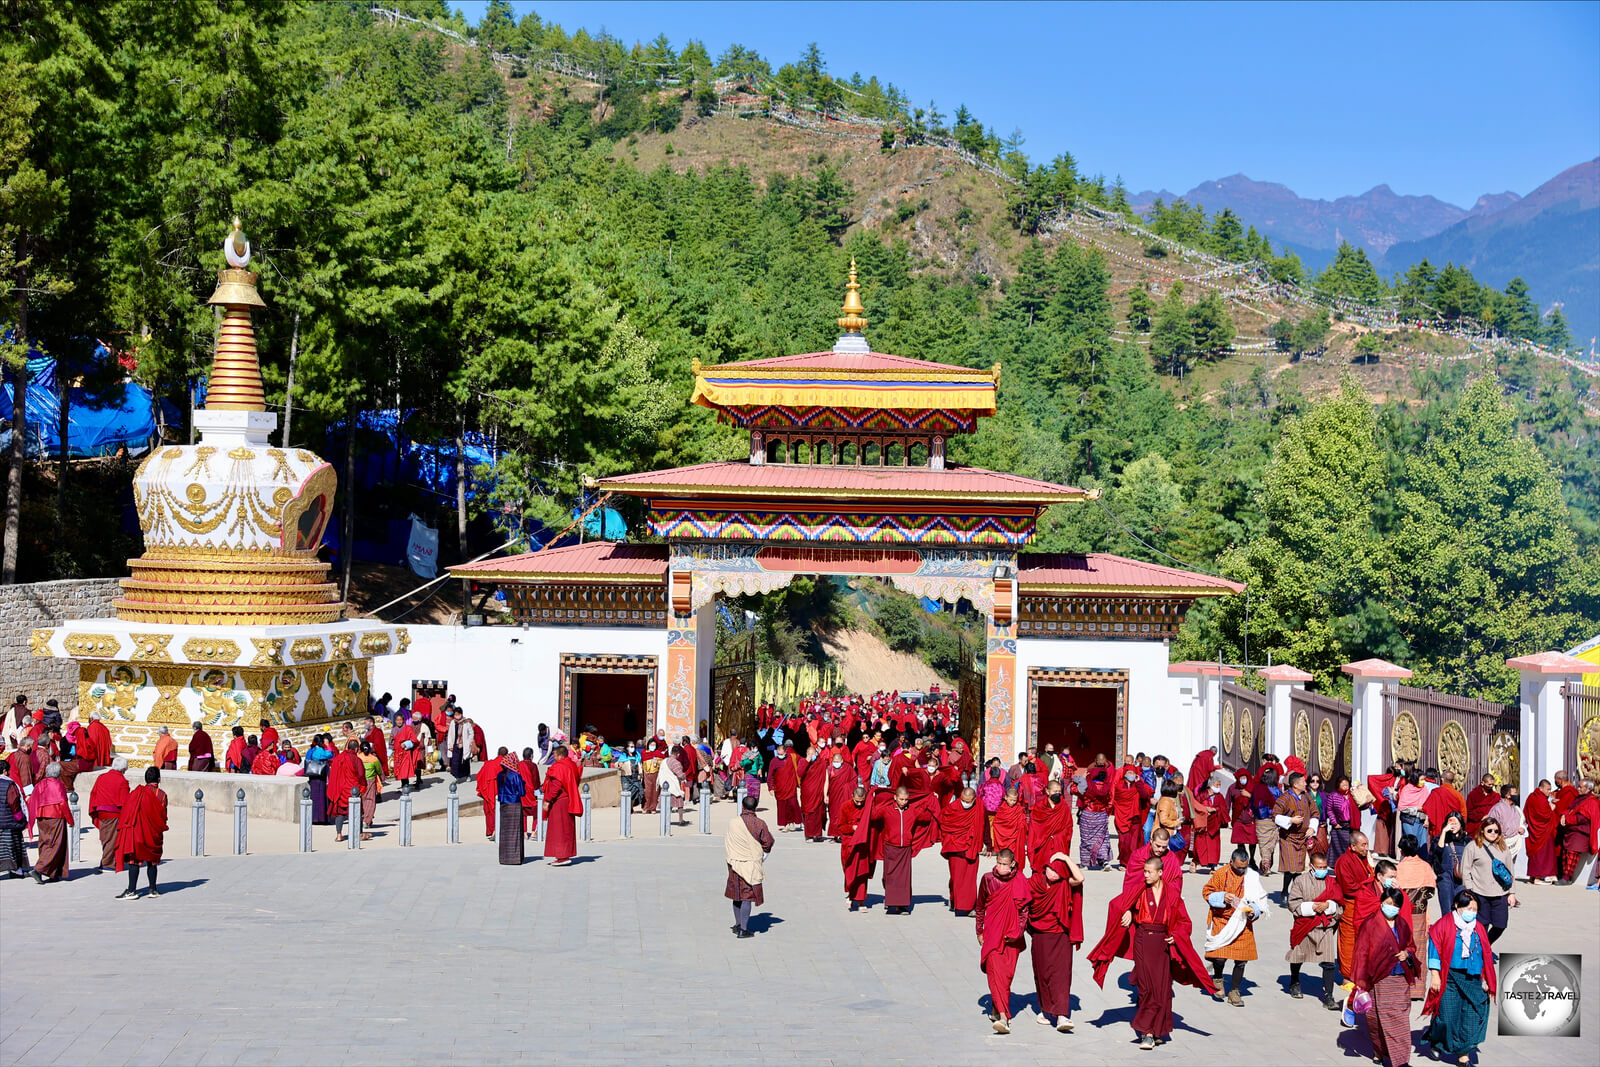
[371,624,667,753]
[1012,637,1193,764]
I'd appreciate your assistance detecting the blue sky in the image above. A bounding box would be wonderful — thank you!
[449,1,1599,208]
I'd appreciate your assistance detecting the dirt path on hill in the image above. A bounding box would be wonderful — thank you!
[818,627,951,695]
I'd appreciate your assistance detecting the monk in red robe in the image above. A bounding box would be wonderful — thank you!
[991,784,1028,864]
[852,737,877,784]
[392,721,423,789]
[1464,773,1499,836]
[836,786,872,909]
[327,741,365,842]
[1027,780,1074,872]
[1027,853,1086,1031]
[114,767,168,897]
[1123,826,1184,894]
[940,786,984,915]
[88,759,129,868]
[1559,778,1599,882]
[364,716,389,780]
[223,727,248,773]
[975,848,1030,1034]
[186,723,214,771]
[26,765,72,882]
[543,746,583,865]
[250,747,279,775]
[1111,762,1152,867]
[826,747,856,841]
[1523,779,1559,881]
[517,749,541,837]
[1365,767,1400,855]
[1089,855,1216,1049]
[1422,773,1467,836]
[1335,831,1377,977]
[81,713,113,768]
[869,784,939,913]
[259,720,279,751]
[799,749,830,841]
[768,744,802,831]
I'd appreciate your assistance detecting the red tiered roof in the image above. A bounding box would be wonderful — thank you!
[1017,553,1245,594]
[598,461,1084,502]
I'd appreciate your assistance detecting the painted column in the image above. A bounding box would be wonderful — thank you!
[984,580,1017,763]
[1260,664,1313,763]
[693,600,717,740]
[663,570,698,741]
[1506,652,1600,804]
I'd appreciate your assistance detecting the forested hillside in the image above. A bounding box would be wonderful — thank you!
[3,1,1596,701]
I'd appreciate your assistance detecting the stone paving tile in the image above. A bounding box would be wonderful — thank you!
[2,835,1595,1066]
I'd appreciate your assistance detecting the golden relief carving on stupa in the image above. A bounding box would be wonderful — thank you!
[395,628,410,654]
[64,633,121,658]
[290,637,326,663]
[128,633,174,662]
[251,638,286,666]
[30,629,54,656]
[299,664,331,723]
[183,637,242,663]
[330,633,353,658]
[359,631,392,656]
[84,664,146,721]
[148,666,191,724]
[331,660,365,717]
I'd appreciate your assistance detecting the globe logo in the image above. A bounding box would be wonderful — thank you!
[1498,953,1581,1037]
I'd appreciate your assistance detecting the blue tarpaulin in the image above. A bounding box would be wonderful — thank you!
[920,596,944,614]
[1,374,177,458]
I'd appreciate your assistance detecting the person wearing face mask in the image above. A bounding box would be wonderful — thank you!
[1394,838,1436,998]
[869,745,892,789]
[798,744,830,841]
[1202,846,1271,1006]
[1251,766,1284,880]
[1285,849,1343,1010]
[941,786,985,915]
[1351,886,1422,1067]
[1335,831,1377,979]
[1027,853,1086,1032]
[1432,812,1468,916]
[1078,757,1114,870]
[975,848,1031,1033]
[1112,761,1153,869]
[992,784,1029,868]
[1226,768,1257,866]
[1421,890,1497,1066]
[1028,778,1074,873]
[825,743,855,842]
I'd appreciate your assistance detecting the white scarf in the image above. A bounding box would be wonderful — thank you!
[1204,868,1273,952]
[1453,910,1476,958]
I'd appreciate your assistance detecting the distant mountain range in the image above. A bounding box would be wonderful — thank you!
[1133,159,1599,345]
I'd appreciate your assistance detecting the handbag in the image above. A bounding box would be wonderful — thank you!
[1490,855,1513,890]
[302,757,330,780]
[1351,782,1375,807]
[1169,830,1187,852]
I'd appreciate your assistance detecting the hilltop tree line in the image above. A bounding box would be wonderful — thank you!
[3,1,1595,698]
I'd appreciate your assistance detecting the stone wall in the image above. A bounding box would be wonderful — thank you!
[0,578,121,704]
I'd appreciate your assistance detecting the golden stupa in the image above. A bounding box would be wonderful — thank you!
[30,220,407,764]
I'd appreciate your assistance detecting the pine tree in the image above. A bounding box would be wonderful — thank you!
[1126,285,1152,332]
[1541,307,1573,351]
[1150,283,1194,376]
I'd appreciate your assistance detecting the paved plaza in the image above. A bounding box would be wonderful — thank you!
[1,813,1596,1067]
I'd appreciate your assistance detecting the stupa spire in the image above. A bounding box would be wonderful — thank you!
[203,218,268,411]
[833,259,870,354]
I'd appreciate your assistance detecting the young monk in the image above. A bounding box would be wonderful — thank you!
[1089,854,1217,1050]
[991,784,1029,864]
[940,786,985,916]
[975,848,1030,1034]
[836,786,872,911]
[1027,853,1085,1032]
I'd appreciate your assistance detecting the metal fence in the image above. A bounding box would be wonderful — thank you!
[1385,685,1519,785]
[1290,689,1354,782]
[1219,681,1267,776]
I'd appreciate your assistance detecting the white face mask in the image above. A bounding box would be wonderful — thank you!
[960,799,975,809]
[832,759,843,768]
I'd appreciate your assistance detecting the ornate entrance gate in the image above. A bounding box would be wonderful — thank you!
[1220,681,1267,776]
[710,631,758,746]
[1563,681,1600,782]
[1384,685,1519,785]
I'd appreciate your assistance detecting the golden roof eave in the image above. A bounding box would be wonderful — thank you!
[595,479,1088,505]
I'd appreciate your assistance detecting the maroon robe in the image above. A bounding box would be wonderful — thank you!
[799,755,829,838]
[1523,790,1559,879]
[835,800,871,902]
[873,792,938,908]
[976,868,1030,1020]
[543,758,582,862]
[1027,860,1085,1018]
[187,728,214,771]
[1027,794,1074,872]
[81,720,113,768]
[1088,879,1216,1038]
[88,769,129,867]
[939,795,984,912]
[113,784,168,869]
[826,760,855,837]
[769,754,802,827]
